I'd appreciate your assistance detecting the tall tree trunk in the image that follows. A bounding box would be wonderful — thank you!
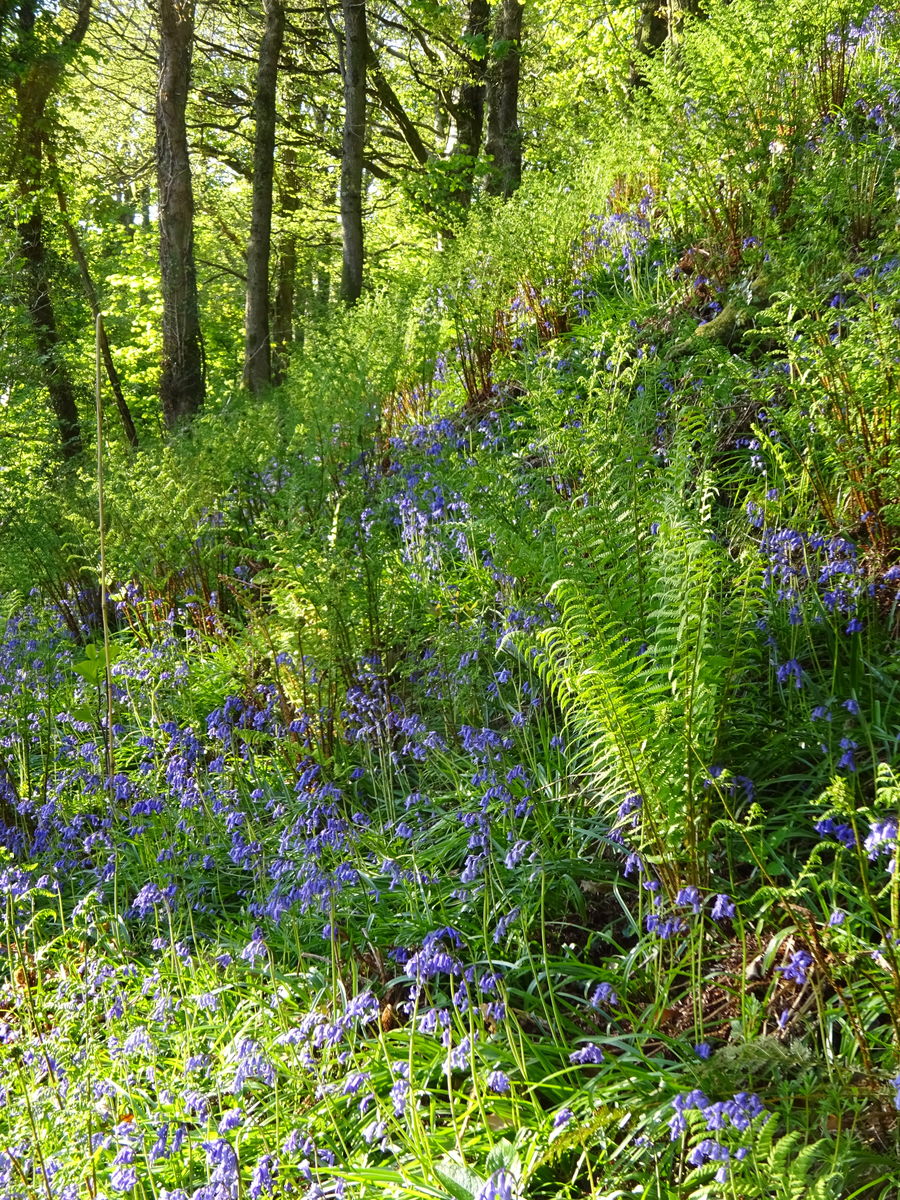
[453,0,490,211]
[272,150,300,385]
[11,0,91,461]
[631,0,706,88]
[156,0,205,427]
[316,267,331,309]
[635,0,669,59]
[49,150,139,448]
[340,0,367,304]
[243,0,285,395]
[485,0,523,199]
[17,176,83,460]
[272,238,298,381]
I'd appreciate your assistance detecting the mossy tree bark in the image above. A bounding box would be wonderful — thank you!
[9,0,92,460]
[485,0,523,199]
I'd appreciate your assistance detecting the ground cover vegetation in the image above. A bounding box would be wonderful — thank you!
[2,0,900,1196]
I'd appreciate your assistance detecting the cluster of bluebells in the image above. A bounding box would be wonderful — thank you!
[619,851,738,939]
[392,927,507,1031]
[379,410,521,578]
[745,517,869,635]
[817,810,899,874]
[578,187,659,299]
[667,1090,768,1183]
[642,886,736,939]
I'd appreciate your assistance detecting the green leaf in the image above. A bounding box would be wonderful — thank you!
[73,640,123,684]
[486,1138,522,1178]
[433,1158,485,1200]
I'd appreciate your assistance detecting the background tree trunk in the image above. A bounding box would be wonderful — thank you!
[156,0,205,427]
[272,149,300,385]
[452,0,490,211]
[49,150,139,448]
[11,0,91,460]
[485,0,523,199]
[340,0,367,304]
[635,0,669,59]
[17,171,84,460]
[243,0,285,395]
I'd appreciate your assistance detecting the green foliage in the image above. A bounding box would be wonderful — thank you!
[5,3,900,1199]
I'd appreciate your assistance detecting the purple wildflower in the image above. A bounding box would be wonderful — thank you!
[710,893,736,921]
[777,949,813,986]
[569,1043,604,1065]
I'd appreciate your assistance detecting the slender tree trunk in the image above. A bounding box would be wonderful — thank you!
[367,50,429,166]
[272,149,300,385]
[340,0,367,304]
[453,0,490,211]
[49,151,139,448]
[485,0,523,199]
[244,0,285,394]
[17,173,83,459]
[156,0,205,427]
[272,237,297,382]
[11,0,91,461]
[316,267,331,309]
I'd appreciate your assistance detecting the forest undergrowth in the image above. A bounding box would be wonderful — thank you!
[4,3,900,1197]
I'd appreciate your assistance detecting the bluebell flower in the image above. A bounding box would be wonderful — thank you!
[110,1163,138,1192]
[687,1138,729,1168]
[343,1071,370,1095]
[777,949,813,986]
[623,852,643,877]
[711,894,736,921]
[588,982,618,1008]
[645,913,686,938]
[475,1169,518,1200]
[487,1069,511,1094]
[248,1152,277,1200]
[202,1138,240,1192]
[122,1026,155,1058]
[864,817,897,861]
[618,793,642,821]
[149,1123,170,1162]
[231,1039,275,1092]
[362,1118,387,1146]
[815,817,856,848]
[569,1042,604,1065]
[218,1109,242,1134]
[776,659,803,689]
[492,906,520,943]
[391,1076,410,1115]
[504,839,530,869]
[132,881,167,917]
[837,738,858,772]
